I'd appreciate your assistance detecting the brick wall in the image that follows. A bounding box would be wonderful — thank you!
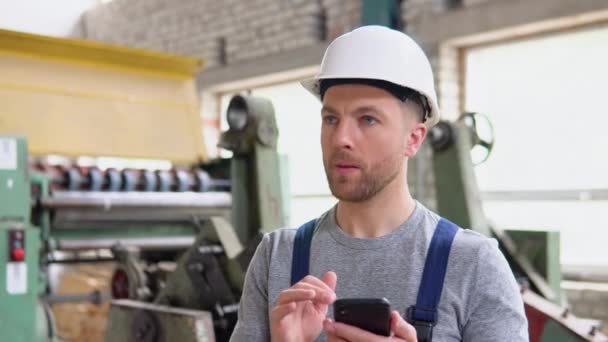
[402,0,486,121]
[563,282,608,334]
[83,0,360,68]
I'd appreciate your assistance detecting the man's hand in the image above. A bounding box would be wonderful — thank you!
[271,271,337,342]
[324,310,418,342]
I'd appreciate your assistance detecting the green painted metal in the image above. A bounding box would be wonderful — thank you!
[506,230,562,305]
[278,154,291,226]
[432,122,491,236]
[30,172,52,244]
[0,136,30,223]
[221,95,287,244]
[361,0,402,29]
[153,221,223,306]
[541,320,582,342]
[250,97,285,233]
[150,218,244,341]
[104,300,215,342]
[230,156,254,245]
[36,302,53,341]
[29,172,53,282]
[255,144,286,233]
[0,136,48,342]
[0,223,44,342]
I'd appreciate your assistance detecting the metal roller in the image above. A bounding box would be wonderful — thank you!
[122,170,138,192]
[87,168,104,191]
[65,168,82,191]
[105,169,123,192]
[194,170,211,192]
[141,170,157,192]
[156,171,171,192]
[46,166,231,192]
[174,170,190,192]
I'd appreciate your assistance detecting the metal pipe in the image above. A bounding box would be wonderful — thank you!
[41,191,232,209]
[56,237,196,251]
[47,257,116,264]
[45,290,110,305]
[482,189,608,201]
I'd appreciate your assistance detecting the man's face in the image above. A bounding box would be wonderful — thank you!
[320,84,422,202]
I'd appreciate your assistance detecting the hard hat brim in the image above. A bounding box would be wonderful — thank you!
[301,77,440,128]
[301,78,320,100]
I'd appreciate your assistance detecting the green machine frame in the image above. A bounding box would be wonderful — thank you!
[0,137,51,342]
[0,93,289,342]
[429,114,605,341]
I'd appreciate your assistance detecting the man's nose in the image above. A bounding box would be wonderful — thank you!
[332,119,355,150]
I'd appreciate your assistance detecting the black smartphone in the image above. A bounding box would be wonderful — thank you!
[333,298,391,337]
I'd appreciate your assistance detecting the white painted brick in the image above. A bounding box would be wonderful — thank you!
[572,301,594,317]
[593,305,608,319]
[83,0,487,71]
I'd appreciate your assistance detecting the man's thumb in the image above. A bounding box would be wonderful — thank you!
[322,271,337,291]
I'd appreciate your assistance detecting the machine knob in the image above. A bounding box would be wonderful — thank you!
[11,248,25,262]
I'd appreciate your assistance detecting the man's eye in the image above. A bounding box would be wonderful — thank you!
[323,116,337,125]
[362,116,378,125]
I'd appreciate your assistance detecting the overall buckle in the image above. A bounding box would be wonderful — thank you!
[406,306,436,342]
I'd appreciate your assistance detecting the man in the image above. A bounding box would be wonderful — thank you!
[230,25,528,342]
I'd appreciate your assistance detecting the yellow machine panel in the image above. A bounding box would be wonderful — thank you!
[0,29,207,164]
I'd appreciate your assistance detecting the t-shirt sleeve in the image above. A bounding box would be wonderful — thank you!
[229,234,271,342]
[462,239,529,342]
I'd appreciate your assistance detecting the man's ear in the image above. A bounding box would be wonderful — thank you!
[404,123,427,157]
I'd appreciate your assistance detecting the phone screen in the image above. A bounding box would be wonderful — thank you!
[333,298,391,336]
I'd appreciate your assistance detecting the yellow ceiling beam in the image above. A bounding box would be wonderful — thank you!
[0,28,205,79]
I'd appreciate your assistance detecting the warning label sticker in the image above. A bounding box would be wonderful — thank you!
[7,262,27,295]
[0,138,17,170]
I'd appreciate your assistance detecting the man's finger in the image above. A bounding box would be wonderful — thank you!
[322,271,338,291]
[276,288,314,305]
[391,311,417,341]
[324,320,383,342]
[271,302,296,321]
[324,320,349,342]
[300,275,334,292]
[326,332,348,342]
[293,282,335,303]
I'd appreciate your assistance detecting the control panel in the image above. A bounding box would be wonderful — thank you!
[8,229,26,262]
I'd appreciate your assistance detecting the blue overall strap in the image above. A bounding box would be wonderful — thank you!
[290,219,317,286]
[407,218,459,342]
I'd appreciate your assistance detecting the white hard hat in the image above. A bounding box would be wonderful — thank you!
[301,25,440,127]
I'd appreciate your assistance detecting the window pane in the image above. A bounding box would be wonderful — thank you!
[465,26,608,267]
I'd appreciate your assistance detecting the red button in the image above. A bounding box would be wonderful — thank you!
[11,248,25,262]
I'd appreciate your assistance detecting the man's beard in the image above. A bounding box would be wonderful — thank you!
[323,150,403,202]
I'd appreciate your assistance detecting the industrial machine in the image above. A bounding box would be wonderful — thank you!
[0,29,287,342]
[102,94,287,342]
[1,100,284,342]
[428,113,608,342]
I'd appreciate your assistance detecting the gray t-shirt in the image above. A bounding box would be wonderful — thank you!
[230,202,528,341]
